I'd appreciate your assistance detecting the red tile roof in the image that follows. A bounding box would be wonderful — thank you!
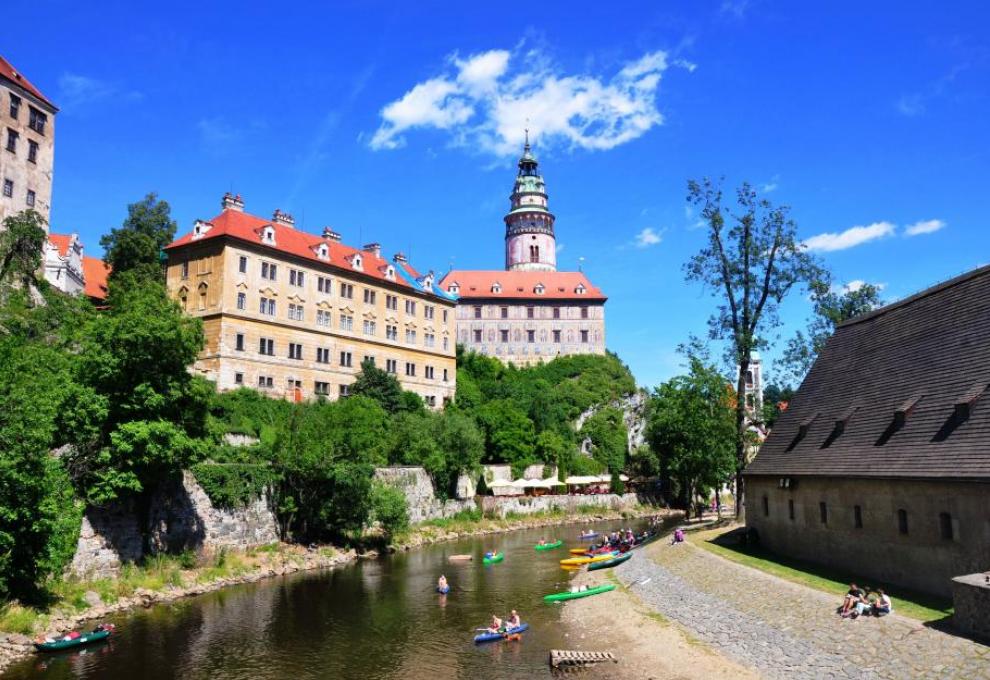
[83,256,110,302]
[166,208,443,297]
[0,55,56,110]
[439,270,606,301]
[48,233,72,258]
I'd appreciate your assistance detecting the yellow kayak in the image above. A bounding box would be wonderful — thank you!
[559,551,619,566]
[569,548,590,555]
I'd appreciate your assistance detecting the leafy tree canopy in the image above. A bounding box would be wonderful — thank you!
[100,193,177,284]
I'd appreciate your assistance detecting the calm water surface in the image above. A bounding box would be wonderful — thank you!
[4,519,659,680]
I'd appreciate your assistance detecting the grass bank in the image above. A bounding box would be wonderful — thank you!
[692,524,953,623]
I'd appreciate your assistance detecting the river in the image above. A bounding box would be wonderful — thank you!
[4,519,660,680]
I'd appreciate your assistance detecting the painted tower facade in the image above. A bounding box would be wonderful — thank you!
[504,137,556,272]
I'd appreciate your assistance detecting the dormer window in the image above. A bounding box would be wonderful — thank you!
[385,265,395,281]
[534,283,545,295]
[491,282,502,294]
[448,284,459,294]
[351,254,363,271]
[422,274,434,289]
[261,226,276,244]
[575,284,586,295]
[192,220,212,240]
[317,243,329,261]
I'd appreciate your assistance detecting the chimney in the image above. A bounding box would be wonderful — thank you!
[393,252,408,263]
[221,192,244,212]
[363,242,382,258]
[272,209,295,227]
[322,227,342,242]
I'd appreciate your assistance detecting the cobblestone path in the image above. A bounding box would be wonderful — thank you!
[614,540,990,679]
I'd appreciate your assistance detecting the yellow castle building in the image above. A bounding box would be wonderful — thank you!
[164,193,457,407]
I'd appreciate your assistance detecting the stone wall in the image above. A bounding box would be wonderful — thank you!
[746,476,990,597]
[951,573,990,642]
[480,492,639,518]
[373,466,476,524]
[68,471,279,580]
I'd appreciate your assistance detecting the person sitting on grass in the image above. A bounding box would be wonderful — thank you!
[873,589,892,617]
[840,583,866,616]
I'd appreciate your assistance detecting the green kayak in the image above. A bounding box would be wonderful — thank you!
[543,583,616,602]
[534,540,563,551]
[483,552,504,565]
[587,552,632,571]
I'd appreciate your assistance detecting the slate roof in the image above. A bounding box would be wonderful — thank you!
[746,264,990,481]
[439,270,606,301]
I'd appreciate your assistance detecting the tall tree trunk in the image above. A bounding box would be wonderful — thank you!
[735,355,750,522]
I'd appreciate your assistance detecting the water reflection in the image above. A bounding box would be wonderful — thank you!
[4,519,662,680]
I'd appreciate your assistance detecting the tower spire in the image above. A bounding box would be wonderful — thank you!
[504,137,556,272]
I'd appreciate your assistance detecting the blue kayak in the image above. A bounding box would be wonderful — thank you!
[437,585,450,594]
[473,623,528,643]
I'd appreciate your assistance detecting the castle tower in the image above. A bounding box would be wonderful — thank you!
[504,134,556,272]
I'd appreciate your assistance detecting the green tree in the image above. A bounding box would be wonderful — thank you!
[69,279,210,502]
[761,383,795,428]
[351,358,405,413]
[370,481,409,538]
[647,358,736,515]
[684,178,823,518]
[781,280,884,384]
[476,399,536,472]
[0,210,48,289]
[100,193,177,284]
[580,407,628,481]
[0,342,83,601]
[433,410,484,497]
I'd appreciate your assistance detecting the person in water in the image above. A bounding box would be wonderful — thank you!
[538,538,546,546]
[485,550,496,559]
[489,614,503,633]
[438,574,448,591]
[507,610,522,629]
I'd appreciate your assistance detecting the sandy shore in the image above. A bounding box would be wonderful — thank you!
[559,562,758,680]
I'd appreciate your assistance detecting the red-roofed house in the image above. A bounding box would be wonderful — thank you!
[44,232,111,303]
[0,54,57,227]
[438,140,607,366]
[163,193,456,405]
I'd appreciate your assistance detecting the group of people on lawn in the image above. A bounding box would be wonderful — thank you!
[838,583,892,619]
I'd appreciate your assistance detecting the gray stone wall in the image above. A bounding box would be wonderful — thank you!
[373,466,476,524]
[479,492,639,518]
[746,476,990,597]
[69,471,279,580]
[951,573,990,642]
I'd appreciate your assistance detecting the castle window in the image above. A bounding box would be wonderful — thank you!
[197,282,208,310]
[581,330,589,343]
[27,140,38,163]
[28,107,47,135]
[474,306,482,319]
[26,190,35,207]
[288,342,303,360]
[534,284,545,295]
[500,330,509,342]
[897,509,908,534]
[318,243,329,260]
[854,505,863,529]
[527,306,535,319]
[492,283,501,293]
[9,94,20,119]
[364,289,376,304]
[5,128,17,153]
[553,330,561,343]
[527,330,535,343]
[581,307,589,319]
[576,284,586,295]
[529,245,540,262]
[239,256,247,273]
[314,381,330,396]
[500,306,508,319]
[339,384,351,397]
[405,300,416,315]
[448,284,459,294]
[352,254,362,271]
[178,287,188,310]
[317,348,331,364]
[788,499,795,521]
[2,179,12,197]
[553,307,560,319]
[762,496,769,517]
[819,502,828,525]
[235,333,245,351]
[340,282,353,299]
[262,226,275,244]
[473,330,482,343]
[340,351,353,367]
[385,265,395,280]
[234,372,243,385]
[317,310,331,327]
[259,338,274,355]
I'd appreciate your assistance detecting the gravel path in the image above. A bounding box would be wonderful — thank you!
[614,540,990,679]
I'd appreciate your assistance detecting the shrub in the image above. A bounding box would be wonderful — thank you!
[370,482,409,537]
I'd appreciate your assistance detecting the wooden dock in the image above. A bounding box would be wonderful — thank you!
[549,649,618,669]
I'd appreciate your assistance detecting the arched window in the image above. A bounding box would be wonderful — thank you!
[197,282,208,310]
[178,286,188,310]
[529,245,540,262]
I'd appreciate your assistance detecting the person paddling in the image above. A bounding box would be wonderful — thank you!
[488,614,503,634]
[506,609,522,629]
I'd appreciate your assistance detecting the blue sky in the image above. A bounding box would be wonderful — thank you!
[6,1,989,388]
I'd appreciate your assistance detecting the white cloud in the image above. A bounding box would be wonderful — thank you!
[634,227,663,248]
[803,221,895,253]
[842,279,886,293]
[58,73,141,108]
[370,47,683,156]
[904,218,946,236]
[761,175,780,193]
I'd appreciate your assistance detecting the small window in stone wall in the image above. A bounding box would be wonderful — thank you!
[939,512,953,541]
[897,509,908,535]
[819,502,827,525]
[762,496,769,517]
[788,499,794,521]
[854,505,863,529]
